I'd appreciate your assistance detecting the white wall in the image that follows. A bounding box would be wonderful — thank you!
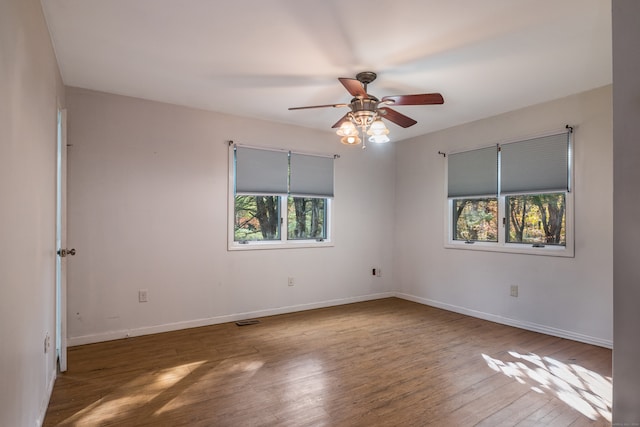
[0,1,627,423]
[612,0,640,422]
[394,86,613,347]
[66,85,614,350]
[0,0,64,425]
[65,87,396,345]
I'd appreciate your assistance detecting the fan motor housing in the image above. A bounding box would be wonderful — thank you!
[356,71,377,85]
[349,97,379,126]
[350,97,379,113]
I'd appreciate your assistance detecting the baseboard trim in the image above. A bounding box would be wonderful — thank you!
[394,292,612,349]
[67,292,395,347]
[37,369,56,427]
[67,291,612,349]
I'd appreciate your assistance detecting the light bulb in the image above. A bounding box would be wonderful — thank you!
[341,135,362,145]
[368,134,390,144]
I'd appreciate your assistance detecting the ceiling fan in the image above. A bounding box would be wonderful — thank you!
[288,71,444,145]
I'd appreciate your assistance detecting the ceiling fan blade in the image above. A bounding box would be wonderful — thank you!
[331,113,351,129]
[378,107,417,128]
[339,78,367,97]
[288,103,349,110]
[381,93,444,106]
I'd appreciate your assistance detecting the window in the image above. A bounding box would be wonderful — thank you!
[229,145,334,249]
[453,198,498,242]
[234,195,281,241]
[446,129,573,256]
[233,196,328,242]
[287,197,327,240]
[506,193,566,245]
[448,145,498,243]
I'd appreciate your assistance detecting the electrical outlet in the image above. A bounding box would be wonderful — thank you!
[372,267,382,277]
[288,277,295,287]
[510,285,519,297]
[139,289,148,302]
[44,334,51,353]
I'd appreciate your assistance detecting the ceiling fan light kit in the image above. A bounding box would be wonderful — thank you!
[340,135,362,146]
[368,134,391,144]
[336,121,358,137]
[289,71,444,148]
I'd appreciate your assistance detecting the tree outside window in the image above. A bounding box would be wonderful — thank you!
[506,193,565,245]
[234,196,327,242]
[453,198,498,242]
[234,195,280,241]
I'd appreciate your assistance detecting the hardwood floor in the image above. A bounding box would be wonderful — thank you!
[44,298,612,426]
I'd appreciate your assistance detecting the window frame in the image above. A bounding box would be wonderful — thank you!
[446,193,574,257]
[504,192,567,246]
[444,129,574,258]
[286,196,329,241]
[228,145,334,251]
[451,197,499,243]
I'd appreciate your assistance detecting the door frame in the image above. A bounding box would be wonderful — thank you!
[55,108,68,372]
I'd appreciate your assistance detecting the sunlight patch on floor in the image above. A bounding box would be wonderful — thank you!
[482,351,611,422]
[62,361,207,425]
[153,358,265,416]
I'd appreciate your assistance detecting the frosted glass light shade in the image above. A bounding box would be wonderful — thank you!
[336,121,358,136]
[367,119,389,136]
[369,134,390,143]
[341,135,362,145]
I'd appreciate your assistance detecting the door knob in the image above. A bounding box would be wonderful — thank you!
[57,248,76,257]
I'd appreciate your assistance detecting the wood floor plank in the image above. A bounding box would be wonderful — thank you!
[44,298,612,426]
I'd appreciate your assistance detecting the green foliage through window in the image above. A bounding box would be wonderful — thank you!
[453,198,498,242]
[506,193,565,245]
[234,196,280,241]
[287,198,326,240]
[234,196,327,242]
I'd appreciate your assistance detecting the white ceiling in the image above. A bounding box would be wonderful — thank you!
[41,0,612,142]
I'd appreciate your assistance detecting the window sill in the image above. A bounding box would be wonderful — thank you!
[444,241,574,258]
[228,240,334,251]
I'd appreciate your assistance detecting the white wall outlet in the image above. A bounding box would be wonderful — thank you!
[288,277,295,286]
[372,267,382,277]
[138,289,148,302]
[510,285,519,297]
[44,334,51,353]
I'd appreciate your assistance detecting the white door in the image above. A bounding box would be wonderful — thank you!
[55,109,70,372]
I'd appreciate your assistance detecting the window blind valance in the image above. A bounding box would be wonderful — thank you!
[500,132,570,194]
[235,146,289,195]
[447,146,498,198]
[290,153,334,197]
[447,129,571,198]
[234,146,335,198]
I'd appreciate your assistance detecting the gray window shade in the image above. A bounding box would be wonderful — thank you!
[448,146,498,198]
[235,147,289,195]
[290,153,334,197]
[500,132,569,194]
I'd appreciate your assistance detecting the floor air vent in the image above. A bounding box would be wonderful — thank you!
[235,319,260,326]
